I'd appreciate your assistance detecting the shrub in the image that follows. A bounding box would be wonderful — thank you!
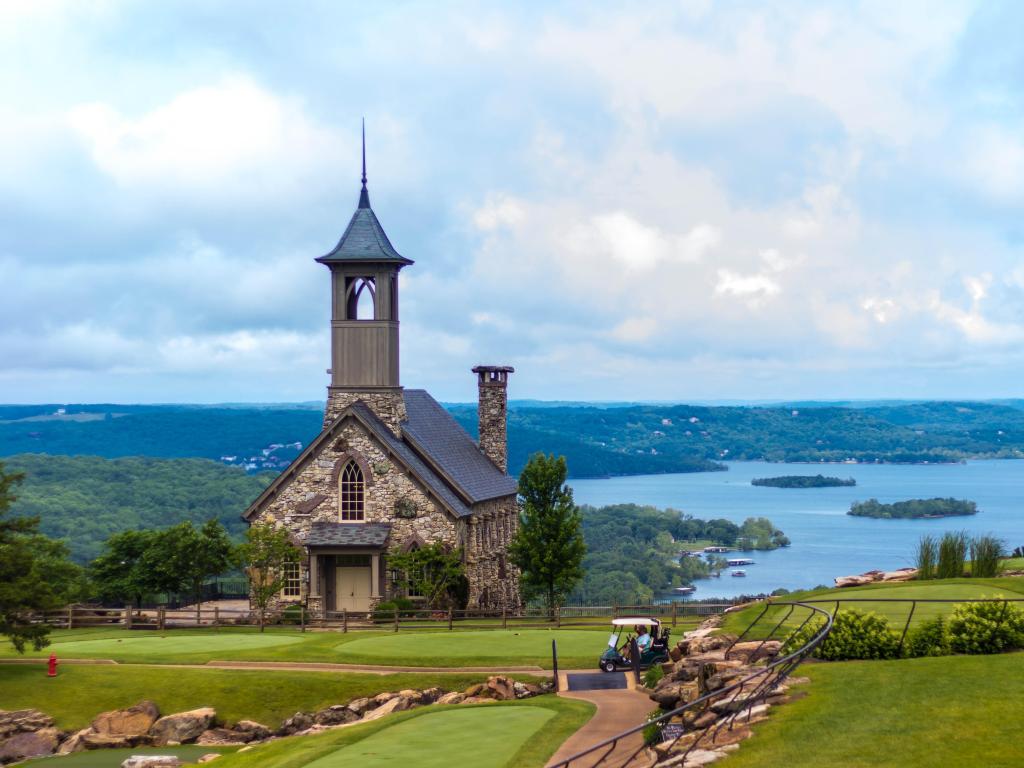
[948,600,1024,654]
[642,663,665,688]
[915,535,937,580]
[642,709,664,745]
[372,598,418,622]
[280,604,305,625]
[904,616,950,657]
[969,535,1005,578]
[937,531,969,579]
[787,610,900,661]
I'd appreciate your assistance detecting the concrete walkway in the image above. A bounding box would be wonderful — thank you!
[545,672,653,768]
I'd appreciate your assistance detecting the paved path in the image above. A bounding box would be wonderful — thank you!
[546,672,653,768]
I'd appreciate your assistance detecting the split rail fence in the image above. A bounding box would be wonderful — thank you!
[31,601,735,633]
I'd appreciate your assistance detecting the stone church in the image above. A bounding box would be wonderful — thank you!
[242,151,520,617]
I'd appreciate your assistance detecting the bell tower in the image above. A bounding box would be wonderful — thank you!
[317,124,413,431]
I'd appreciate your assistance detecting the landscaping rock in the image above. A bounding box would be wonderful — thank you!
[93,701,160,738]
[197,728,253,746]
[881,568,918,582]
[313,706,359,727]
[484,676,516,701]
[373,692,398,705]
[275,712,314,737]
[359,697,410,722]
[649,681,698,709]
[198,755,221,763]
[233,721,271,741]
[396,690,426,706]
[149,708,216,746]
[121,756,183,768]
[463,684,484,697]
[0,727,61,763]
[420,688,443,703]
[435,692,465,706]
[57,728,92,754]
[345,698,378,716]
[82,733,153,750]
[0,709,54,739]
[728,641,782,664]
[460,697,496,705]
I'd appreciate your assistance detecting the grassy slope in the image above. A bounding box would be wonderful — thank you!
[0,627,633,668]
[214,699,593,768]
[727,653,1024,768]
[721,577,1024,638]
[0,665,541,731]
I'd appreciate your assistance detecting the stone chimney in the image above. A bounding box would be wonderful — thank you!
[472,365,514,473]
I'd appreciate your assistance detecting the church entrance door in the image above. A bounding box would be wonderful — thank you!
[333,554,372,612]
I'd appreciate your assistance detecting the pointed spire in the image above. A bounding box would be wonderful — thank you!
[358,118,370,209]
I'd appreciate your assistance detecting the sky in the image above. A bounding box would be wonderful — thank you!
[2,0,1024,405]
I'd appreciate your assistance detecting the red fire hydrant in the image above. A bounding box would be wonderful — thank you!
[47,654,58,677]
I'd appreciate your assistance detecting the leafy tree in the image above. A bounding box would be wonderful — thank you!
[139,520,235,621]
[387,543,466,609]
[508,453,586,613]
[90,530,158,608]
[238,522,300,631]
[0,461,87,652]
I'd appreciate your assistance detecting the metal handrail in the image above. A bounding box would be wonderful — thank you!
[549,600,834,767]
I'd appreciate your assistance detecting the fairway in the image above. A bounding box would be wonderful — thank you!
[336,629,602,665]
[47,633,303,657]
[308,707,554,768]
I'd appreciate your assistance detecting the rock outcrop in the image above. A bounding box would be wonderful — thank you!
[150,708,216,746]
[93,701,160,739]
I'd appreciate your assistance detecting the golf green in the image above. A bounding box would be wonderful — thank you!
[306,707,555,767]
[336,629,603,663]
[49,634,303,657]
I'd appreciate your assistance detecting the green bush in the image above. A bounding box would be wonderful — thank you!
[904,617,951,657]
[372,598,418,622]
[787,610,900,661]
[642,663,665,688]
[948,600,1024,654]
[279,604,305,625]
[642,709,664,745]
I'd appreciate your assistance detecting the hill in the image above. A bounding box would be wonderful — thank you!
[3,454,273,562]
[2,399,1024,479]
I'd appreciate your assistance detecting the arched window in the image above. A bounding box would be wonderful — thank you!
[339,461,365,521]
[345,277,376,320]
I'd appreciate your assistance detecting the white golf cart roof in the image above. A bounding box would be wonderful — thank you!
[611,617,661,626]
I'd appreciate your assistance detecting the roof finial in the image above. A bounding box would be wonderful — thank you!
[358,118,370,209]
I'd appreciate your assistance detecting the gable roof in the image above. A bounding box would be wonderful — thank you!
[402,389,518,503]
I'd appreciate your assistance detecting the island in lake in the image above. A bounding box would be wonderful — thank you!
[752,474,857,489]
[847,497,978,519]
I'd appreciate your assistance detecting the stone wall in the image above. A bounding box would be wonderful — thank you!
[463,496,521,609]
[323,388,407,432]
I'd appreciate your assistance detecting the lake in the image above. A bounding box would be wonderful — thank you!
[571,460,1024,600]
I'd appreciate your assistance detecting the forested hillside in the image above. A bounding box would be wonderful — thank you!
[2,400,1023,480]
[4,454,273,562]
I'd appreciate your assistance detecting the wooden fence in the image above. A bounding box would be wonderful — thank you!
[33,601,735,633]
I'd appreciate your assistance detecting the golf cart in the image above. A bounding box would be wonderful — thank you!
[599,617,671,672]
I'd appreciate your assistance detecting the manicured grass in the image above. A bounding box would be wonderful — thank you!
[213,698,594,768]
[727,652,1024,767]
[0,626,653,668]
[0,664,541,731]
[335,629,605,667]
[32,746,234,768]
[722,577,1024,639]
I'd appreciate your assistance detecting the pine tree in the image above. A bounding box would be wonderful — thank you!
[508,453,586,614]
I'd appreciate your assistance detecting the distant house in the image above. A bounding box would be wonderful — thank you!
[242,153,520,617]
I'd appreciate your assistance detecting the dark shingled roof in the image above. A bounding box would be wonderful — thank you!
[316,205,413,265]
[302,521,391,548]
[349,402,474,518]
[402,389,519,504]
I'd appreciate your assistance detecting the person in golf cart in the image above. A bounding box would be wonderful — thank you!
[600,617,670,672]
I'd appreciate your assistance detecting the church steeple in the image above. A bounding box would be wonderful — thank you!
[317,125,412,395]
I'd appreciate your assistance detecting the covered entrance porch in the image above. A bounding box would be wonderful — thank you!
[302,521,391,618]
